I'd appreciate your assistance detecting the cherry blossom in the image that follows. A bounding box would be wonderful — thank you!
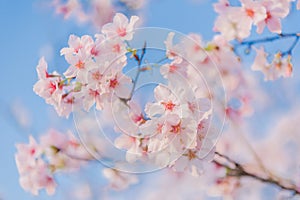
[256,0,291,34]
[15,136,57,195]
[251,47,293,81]
[15,130,93,195]
[102,13,139,40]
[24,5,300,198]
[102,168,138,191]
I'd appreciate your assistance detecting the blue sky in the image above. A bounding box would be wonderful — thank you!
[0,0,300,199]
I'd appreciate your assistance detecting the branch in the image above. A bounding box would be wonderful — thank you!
[214,152,300,195]
[120,41,147,104]
[234,32,300,56]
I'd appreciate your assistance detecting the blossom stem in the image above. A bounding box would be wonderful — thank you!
[283,36,300,56]
[214,152,300,195]
[234,32,300,56]
[120,41,147,104]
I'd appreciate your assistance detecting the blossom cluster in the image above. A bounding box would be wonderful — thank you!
[32,10,258,176]
[52,0,145,28]
[214,0,295,41]
[251,47,293,81]
[14,0,300,198]
[213,0,299,81]
[15,130,90,195]
[34,13,138,117]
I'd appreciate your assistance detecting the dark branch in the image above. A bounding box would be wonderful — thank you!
[214,152,300,195]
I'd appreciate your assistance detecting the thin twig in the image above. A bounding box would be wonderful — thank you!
[120,41,147,104]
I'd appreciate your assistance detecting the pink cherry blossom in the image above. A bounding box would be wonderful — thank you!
[213,0,230,14]
[213,7,252,41]
[240,0,267,25]
[164,32,184,60]
[15,136,57,195]
[145,84,181,118]
[19,159,56,196]
[256,0,290,34]
[60,34,94,57]
[160,59,188,81]
[102,168,138,190]
[251,47,293,81]
[114,134,143,163]
[102,13,139,41]
[53,0,82,20]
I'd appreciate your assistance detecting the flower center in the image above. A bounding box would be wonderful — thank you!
[162,101,176,111]
[75,60,85,69]
[117,27,127,37]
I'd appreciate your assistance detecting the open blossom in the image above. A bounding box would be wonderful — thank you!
[60,34,94,57]
[160,59,188,81]
[15,136,57,195]
[213,0,266,41]
[240,0,266,25]
[145,84,181,118]
[33,57,61,102]
[53,0,84,20]
[102,13,139,40]
[15,130,91,195]
[213,0,291,40]
[164,32,184,60]
[256,0,290,34]
[102,168,138,191]
[213,0,230,14]
[213,7,252,41]
[251,47,293,81]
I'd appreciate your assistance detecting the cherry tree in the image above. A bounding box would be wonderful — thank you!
[15,0,300,199]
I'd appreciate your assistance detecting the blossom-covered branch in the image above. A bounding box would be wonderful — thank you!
[234,32,300,56]
[214,152,300,196]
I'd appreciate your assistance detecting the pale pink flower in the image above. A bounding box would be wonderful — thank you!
[54,0,81,20]
[60,34,94,57]
[160,59,188,81]
[103,69,132,99]
[213,0,230,14]
[251,47,293,81]
[256,0,290,34]
[298,0,300,9]
[15,136,57,195]
[102,13,139,41]
[111,99,143,138]
[95,38,127,64]
[114,134,143,163]
[40,130,86,171]
[172,149,208,177]
[163,114,198,152]
[213,7,252,41]
[81,86,103,111]
[33,57,62,103]
[90,0,115,27]
[182,33,207,65]
[145,84,181,118]
[63,50,97,83]
[19,159,56,196]
[15,136,41,174]
[164,32,184,60]
[102,168,138,190]
[240,0,267,25]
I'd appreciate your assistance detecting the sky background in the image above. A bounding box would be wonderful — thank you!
[0,0,300,199]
